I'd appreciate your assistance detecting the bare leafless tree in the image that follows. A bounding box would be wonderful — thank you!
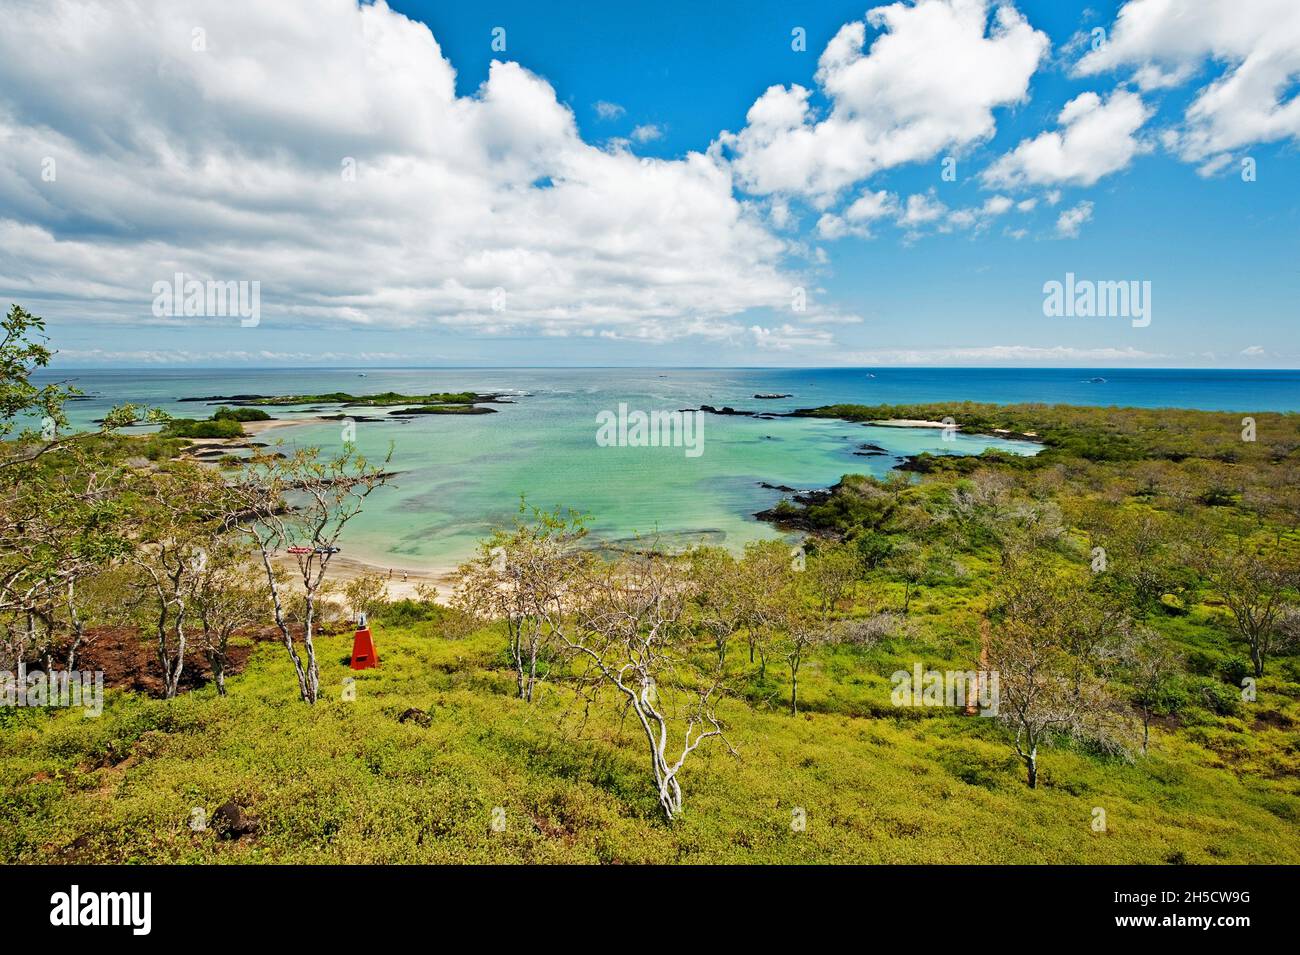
[987,559,1130,788]
[453,505,588,703]
[192,542,268,696]
[564,552,734,822]
[784,542,861,714]
[232,444,391,704]
[1203,546,1298,677]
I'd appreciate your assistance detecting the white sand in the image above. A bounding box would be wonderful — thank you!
[270,553,459,604]
[243,416,332,436]
[202,416,466,602]
[867,418,954,429]
[179,416,331,451]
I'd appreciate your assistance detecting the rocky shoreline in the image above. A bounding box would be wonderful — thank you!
[177,390,515,419]
[747,405,1046,531]
[178,391,515,407]
[164,386,521,467]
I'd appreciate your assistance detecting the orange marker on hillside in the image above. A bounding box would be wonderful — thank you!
[350,613,379,670]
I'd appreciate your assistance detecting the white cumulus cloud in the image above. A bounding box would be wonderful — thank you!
[0,0,820,344]
[1075,0,1300,171]
[1055,200,1094,237]
[720,0,1049,200]
[983,89,1152,187]
[630,123,664,143]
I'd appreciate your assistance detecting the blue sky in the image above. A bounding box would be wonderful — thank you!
[1,0,1297,367]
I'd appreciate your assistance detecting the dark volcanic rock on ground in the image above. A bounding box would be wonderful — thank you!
[696,405,755,416]
[212,800,258,839]
[754,487,833,530]
[398,707,433,727]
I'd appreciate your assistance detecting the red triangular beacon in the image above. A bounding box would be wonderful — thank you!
[350,612,379,670]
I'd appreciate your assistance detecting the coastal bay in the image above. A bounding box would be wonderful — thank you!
[45,366,1300,574]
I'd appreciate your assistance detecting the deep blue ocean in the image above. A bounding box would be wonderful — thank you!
[44,366,1300,420]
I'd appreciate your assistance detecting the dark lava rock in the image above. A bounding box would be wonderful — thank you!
[388,405,497,416]
[698,405,755,416]
[754,488,833,530]
[178,394,270,403]
[213,800,258,839]
[398,707,433,727]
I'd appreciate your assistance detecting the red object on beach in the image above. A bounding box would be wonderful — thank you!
[350,614,379,670]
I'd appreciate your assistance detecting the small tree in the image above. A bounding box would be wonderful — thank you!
[688,547,746,667]
[888,543,930,614]
[343,572,390,623]
[234,444,390,704]
[987,559,1127,788]
[785,542,861,715]
[129,462,238,698]
[1122,627,1182,756]
[735,539,796,677]
[0,441,132,670]
[1090,510,1189,617]
[783,622,833,717]
[1205,547,1298,677]
[565,552,734,822]
[0,304,156,468]
[0,304,76,469]
[453,505,587,703]
[192,543,267,696]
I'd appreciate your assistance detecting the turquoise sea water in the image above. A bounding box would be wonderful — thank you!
[41,367,1300,568]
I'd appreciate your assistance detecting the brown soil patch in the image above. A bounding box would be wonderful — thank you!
[1253,709,1295,732]
[66,626,283,697]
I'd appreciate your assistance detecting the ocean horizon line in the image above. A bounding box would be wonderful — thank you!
[39,364,1300,374]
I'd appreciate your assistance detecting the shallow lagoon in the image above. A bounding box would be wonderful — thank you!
[49,366,1300,568]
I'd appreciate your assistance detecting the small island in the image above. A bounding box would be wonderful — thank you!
[388,404,496,416]
[179,390,511,409]
[176,389,515,421]
[157,391,513,462]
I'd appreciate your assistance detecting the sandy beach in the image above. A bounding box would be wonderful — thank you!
[865,418,1039,440]
[867,418,953,428]
[243,416,333,436]
[185,416,457,603]
[177,415,332,452]
[267,552,459,607]
[315,553,459,602]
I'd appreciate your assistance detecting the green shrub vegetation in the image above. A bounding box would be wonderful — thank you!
[247,391,481,407]
[0,611,1295,863]
[2,307,1298,864]
[212,406,272,422]
[161,417,245,439]
[159,405,272,438]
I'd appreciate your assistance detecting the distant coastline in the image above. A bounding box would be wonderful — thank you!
[37,366,1300,574]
